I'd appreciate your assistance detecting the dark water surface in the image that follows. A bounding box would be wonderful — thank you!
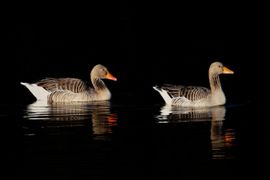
[2,100,269,180]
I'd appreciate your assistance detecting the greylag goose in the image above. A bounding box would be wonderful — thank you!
[153,62,234,107]
[21,64,117,103]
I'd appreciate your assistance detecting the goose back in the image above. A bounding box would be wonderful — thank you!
[36,78,89,93]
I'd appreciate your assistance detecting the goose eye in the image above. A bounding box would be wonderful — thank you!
[101,68,107,74]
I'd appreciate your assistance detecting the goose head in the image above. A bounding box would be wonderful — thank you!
[91,64,117,81]
[209,62,234,75]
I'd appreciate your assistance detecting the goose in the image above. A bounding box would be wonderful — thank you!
[153,62,234,107]
[21,64,117,103]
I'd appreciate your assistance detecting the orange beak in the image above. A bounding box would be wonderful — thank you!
[106,72,117,81]
[223,66,234,74]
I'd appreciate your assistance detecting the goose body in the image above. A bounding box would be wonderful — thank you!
[21,64,117,103]
[153,62,234,107]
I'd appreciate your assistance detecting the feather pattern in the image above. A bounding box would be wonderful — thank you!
[36,78,88,93]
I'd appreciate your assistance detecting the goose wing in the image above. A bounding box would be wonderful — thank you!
[36,78,89,93]
[161,84,211,101]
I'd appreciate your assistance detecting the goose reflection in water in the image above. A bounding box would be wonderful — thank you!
[23,101,117,140]
[155,105,235,159]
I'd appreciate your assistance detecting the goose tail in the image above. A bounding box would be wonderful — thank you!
[153,86,172,105]
[20,82,50,101]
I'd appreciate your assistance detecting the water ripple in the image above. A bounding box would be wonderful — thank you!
[22,100,118,140]
[154,105,236,159]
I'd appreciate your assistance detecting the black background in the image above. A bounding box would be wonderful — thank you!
[3,3,268,107]
[2,3,270,180]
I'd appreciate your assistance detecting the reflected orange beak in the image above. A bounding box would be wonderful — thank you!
[106,72,117,81]
[223,66,234,74]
